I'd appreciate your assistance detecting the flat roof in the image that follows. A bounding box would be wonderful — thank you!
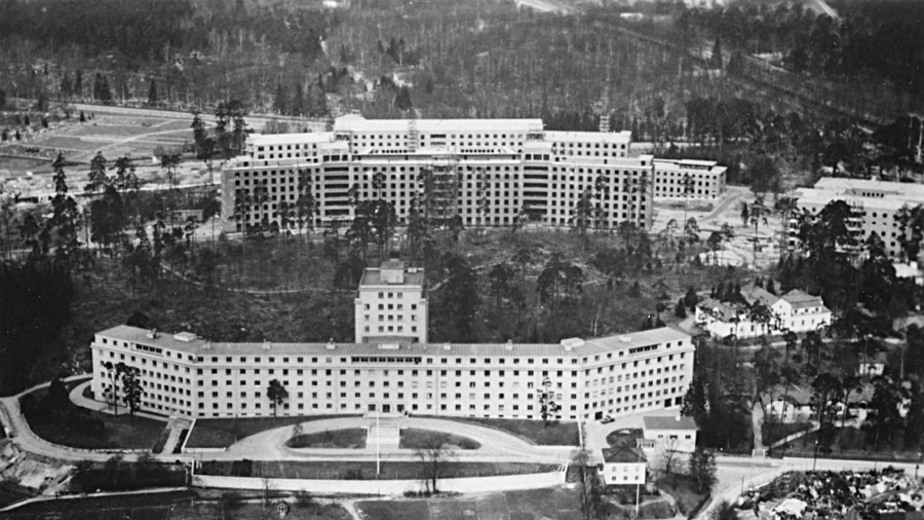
[814,177,924,195]
[795,188,916,212]
[248,132,333,146]
[333,115,543,134]
[544,130,632,143]
[643,415,698,431]
[95,325,691,359]
[359,266,426,287]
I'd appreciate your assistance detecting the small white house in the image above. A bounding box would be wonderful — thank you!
[642,415,698,454]
[600,446,647,486]
[893,261,924,286]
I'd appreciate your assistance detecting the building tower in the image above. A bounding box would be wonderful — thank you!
[354,257,428,344]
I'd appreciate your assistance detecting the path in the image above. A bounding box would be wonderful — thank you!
[702,186,747,223]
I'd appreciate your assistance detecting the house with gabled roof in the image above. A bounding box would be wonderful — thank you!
[600,446,647,486]
[695,284,831,339]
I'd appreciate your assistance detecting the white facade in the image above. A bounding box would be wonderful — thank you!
[794,177,924,260]
[354,259,428,344]
[220,115,728,234]
[90,325,694,422]
[600,446,647,486]
[651,159,726,199]
[641,415,698,454]
[694,287,831,339]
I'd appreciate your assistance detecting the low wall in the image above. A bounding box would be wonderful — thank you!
[192,469,565,495]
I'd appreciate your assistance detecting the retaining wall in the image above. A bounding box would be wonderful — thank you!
[192,469,566,495]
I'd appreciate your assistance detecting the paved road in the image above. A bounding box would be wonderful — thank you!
[194,415,575,465]
[4,380,922,504]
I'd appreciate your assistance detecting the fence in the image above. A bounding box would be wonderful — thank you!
[192,468,566,495]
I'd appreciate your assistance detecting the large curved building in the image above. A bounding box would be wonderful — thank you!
[91,260,695,422]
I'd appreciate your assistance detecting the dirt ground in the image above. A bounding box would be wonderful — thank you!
[652,185,786,269]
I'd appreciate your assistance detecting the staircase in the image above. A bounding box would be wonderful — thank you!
[365,412,408,451]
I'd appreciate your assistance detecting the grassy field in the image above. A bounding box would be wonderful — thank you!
[762,421,813,446]
[423,417,580,446]
[399,429,480,450]
[3,490,197,520]
[2,490,352,520]
[199,460,559,480]
[20,378,165,451]
[0,156,53,174]
[286,428,367,449]
[357,487,583,520]
[25,405,166,450]
[778,427,924,461]
[185,415,353,449]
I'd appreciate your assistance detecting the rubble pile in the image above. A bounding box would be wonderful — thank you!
[736,469,924,520]
[0,440,74,495]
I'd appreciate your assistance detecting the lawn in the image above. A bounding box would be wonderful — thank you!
[3,490,197,520]
[185,415,355,449]
[2,489,352,520]
[399,429,480,450]
[356,487,583,520]
[25,405,167,450]
[762,421,813,446]
[199,460,558,480]
[425,416,579,446]
[656,475,709,517]
[0,480,34,509]
[778,427,924,461]
[20,379,165,451]
[286,428,367,449]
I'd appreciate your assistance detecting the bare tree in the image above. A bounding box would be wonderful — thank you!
[415,435,455,495]
[658,437,682,477]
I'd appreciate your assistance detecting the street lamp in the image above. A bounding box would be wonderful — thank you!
[812,439,819,472]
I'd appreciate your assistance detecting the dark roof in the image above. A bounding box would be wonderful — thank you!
[602,446,647,464]
[697,298,741,321]
[742,286,781,307]
[781,289,826,309]
[643,415,697,431]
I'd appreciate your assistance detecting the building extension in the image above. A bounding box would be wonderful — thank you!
[220,115,726,234]
[793,177,924,261]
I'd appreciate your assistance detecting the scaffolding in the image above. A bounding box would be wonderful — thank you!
[406,119,419,153]
[417,156,460,227]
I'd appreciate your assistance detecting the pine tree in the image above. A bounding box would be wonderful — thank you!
[273,83,288,115]
[147,79,158,105]
[290,83,304,117]
[73,70,83,98]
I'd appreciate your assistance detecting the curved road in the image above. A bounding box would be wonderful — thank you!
[2,378,922,508]
[217,416,574,464]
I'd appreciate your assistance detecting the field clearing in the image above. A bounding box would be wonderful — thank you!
[69,123,169,138]
[357,487,583,520]
[0,156,53,174]
[30,135,108,152]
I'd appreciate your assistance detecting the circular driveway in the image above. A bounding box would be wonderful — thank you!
[219,416,576,464]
